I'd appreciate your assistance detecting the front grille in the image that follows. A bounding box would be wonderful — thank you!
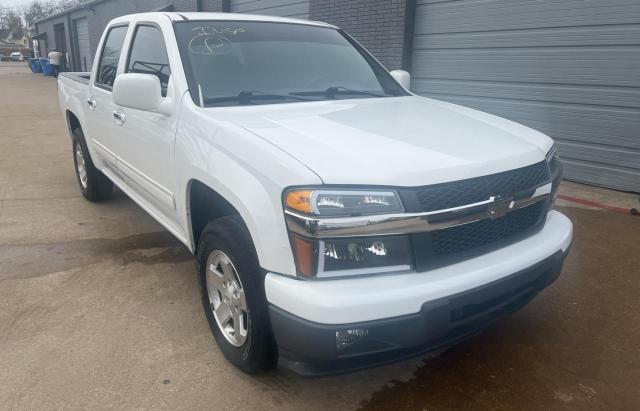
[431,202,545,256]
[402,161,549,212]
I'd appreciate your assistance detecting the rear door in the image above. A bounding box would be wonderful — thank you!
[110,22,179,219]
[86,24,129,172]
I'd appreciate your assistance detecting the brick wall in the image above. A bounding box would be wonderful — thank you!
[172,0,197,12]
[173,0,223,12]
[201,0,224,12]
[309,0,408,70]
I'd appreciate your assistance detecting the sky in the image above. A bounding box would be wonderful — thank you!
[1,0,34,7]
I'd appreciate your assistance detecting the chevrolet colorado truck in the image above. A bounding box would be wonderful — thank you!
[57,12,573,376]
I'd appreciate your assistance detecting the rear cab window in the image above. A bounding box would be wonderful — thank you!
[95,25,128,90]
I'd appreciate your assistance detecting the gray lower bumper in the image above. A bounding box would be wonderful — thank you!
[269,247,569,377]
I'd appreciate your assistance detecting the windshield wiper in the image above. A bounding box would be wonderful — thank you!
[204,90,313,106]
[291,86,389,99]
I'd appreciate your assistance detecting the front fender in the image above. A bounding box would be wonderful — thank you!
[174,102,322,276]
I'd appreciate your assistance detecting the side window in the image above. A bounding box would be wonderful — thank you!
[96,25,128,90]
[127,25,171,97]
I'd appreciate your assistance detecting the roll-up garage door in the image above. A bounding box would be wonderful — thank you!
[411,0,640,192]
[230,0,310,19]
[74,18,92,72]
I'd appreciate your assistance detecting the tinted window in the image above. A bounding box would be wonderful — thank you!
[127,25,171,97]
[174,21,407,107]
[96,25,128,89]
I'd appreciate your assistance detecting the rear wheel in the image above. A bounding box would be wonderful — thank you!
[72,127,113,202]
[197,215,277,373]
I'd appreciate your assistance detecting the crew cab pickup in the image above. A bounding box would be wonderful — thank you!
[58,12,573,376]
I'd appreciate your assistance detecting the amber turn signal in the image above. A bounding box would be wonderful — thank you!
[285,190,314,214]
[290,235,318,277]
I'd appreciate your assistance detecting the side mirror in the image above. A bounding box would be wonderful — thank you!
[113,73,170,114]
[390,70,411,90]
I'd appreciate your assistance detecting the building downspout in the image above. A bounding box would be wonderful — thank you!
[66,13,77,71]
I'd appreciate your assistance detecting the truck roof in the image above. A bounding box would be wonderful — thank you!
[109,12,337,29]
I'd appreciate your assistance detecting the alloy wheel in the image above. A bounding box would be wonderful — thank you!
[75,143,88,189]
[206,250,249,347]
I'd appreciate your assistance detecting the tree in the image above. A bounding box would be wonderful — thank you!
[1,0,93,35]
[0,8,25,32]
[21,1,56,30]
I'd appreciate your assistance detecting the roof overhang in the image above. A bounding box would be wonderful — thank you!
[33,0,107,25]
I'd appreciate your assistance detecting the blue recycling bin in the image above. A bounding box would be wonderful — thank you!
[43,62,56,76]
[29,58,42,73]
[39,58,49,75]
[39,58,55,76]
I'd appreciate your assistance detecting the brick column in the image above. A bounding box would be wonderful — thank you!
[309,0,411,71]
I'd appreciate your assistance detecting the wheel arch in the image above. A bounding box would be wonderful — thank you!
[186,178,253,252]
[66,110,82,138]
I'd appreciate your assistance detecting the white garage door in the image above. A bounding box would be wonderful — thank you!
[230,0,310,19]
[411,0,640,192]
[74,18,92,72]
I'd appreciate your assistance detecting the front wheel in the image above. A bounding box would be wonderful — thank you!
[197,215,277,373]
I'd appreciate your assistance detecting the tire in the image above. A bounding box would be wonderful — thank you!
[197,215,277,373]
[72,127,113,202]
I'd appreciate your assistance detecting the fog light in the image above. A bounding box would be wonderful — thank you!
[336,328,369,351]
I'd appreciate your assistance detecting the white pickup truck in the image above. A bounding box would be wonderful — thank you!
[58,12,573,376]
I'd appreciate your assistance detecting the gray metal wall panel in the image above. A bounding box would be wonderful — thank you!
[411,0,640,192]
[412,48,639,87]
[74,18,92,72]
[230,0,310,19]
[415,0,640,33]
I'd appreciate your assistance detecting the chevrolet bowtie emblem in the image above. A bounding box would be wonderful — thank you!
[487,197,515,219]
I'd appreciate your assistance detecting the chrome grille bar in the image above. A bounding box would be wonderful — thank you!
[285,183,552,239]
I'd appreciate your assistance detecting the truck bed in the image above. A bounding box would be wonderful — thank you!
[57,71,92,141]
[59,72,90,85]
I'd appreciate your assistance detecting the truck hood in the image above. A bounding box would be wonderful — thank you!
[212,96,553,186]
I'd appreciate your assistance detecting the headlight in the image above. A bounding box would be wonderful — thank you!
[290,234,413,278]
[285,188,411,278]
[285,189,404,216]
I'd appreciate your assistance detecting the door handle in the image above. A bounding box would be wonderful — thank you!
[86,97,96,110]
[113,110,126,125]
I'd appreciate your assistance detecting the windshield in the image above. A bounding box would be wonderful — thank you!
[174,21,408,107]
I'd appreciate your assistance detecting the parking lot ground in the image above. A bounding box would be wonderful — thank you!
[1,62,639,410]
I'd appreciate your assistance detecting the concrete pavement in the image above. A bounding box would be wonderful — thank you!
[1,62,639,410]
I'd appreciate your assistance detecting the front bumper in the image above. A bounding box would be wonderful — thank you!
[270,247,569,376]
[265,210,573,376]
